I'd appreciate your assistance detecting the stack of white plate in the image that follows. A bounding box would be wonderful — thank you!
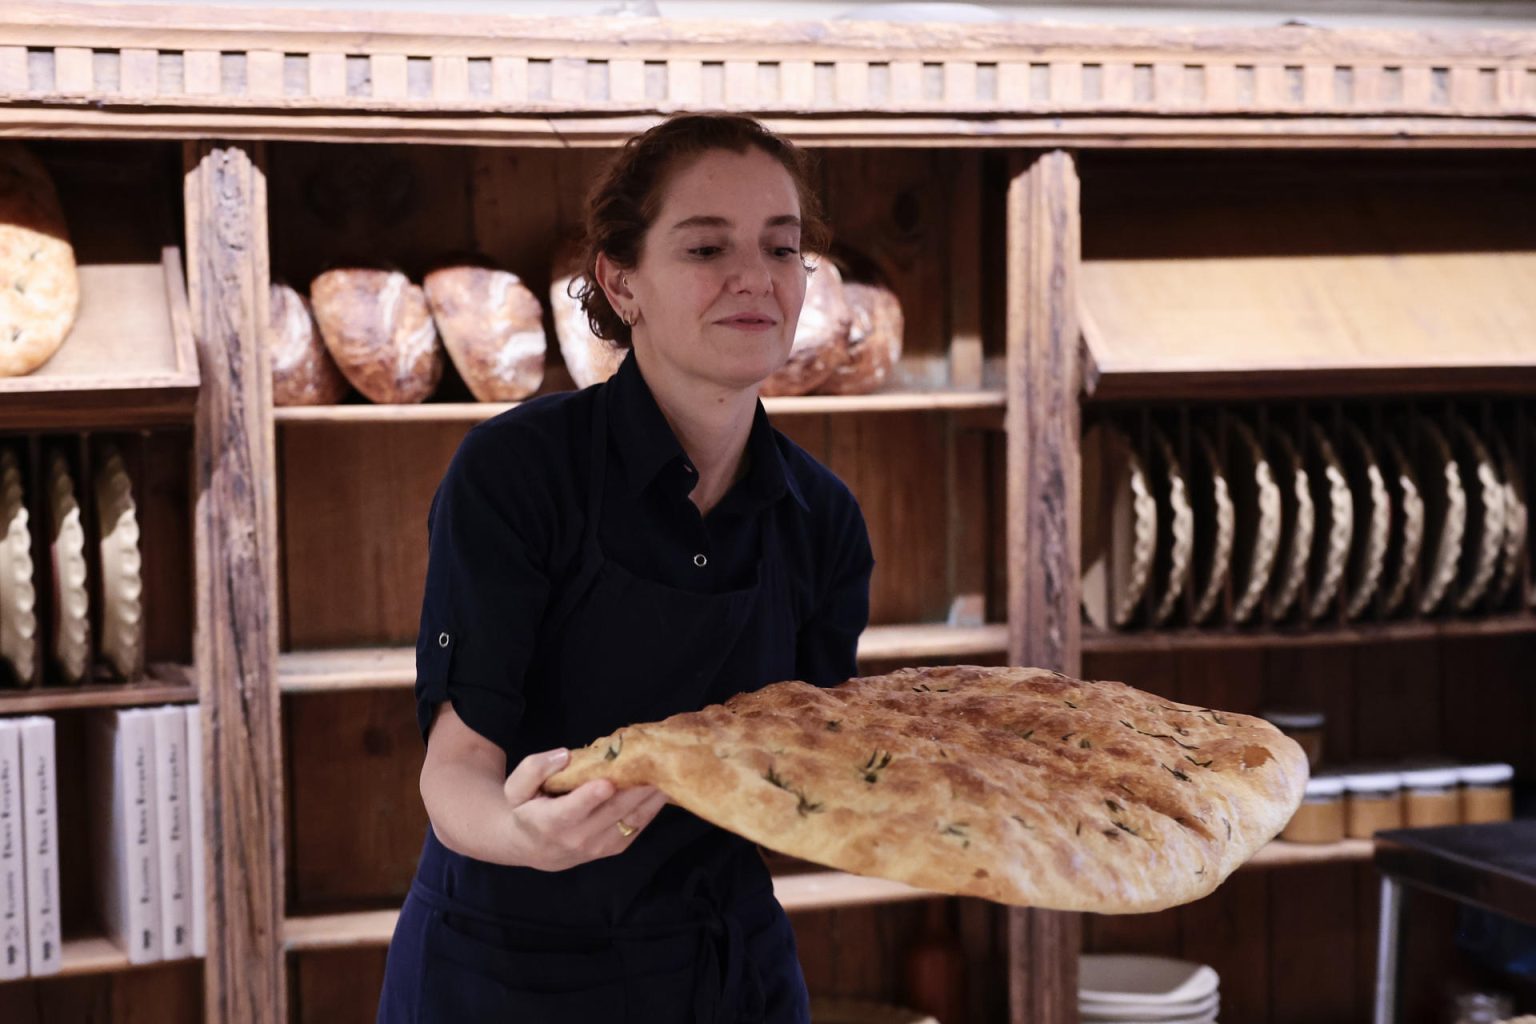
[1080,954,1221,1024]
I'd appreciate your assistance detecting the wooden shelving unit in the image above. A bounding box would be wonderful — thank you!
[4,5,1534,1024]
[0,667,196,714]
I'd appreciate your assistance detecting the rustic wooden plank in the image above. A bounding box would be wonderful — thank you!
[1102,61,1134,106]
[1303,62,1334,108]
[1255,63,1288,107]
[0,46,26,94]
[291,949,388,1024]
[185,140,283,1024]
[1351,639,1441,762]
[997,61,1029,107]
[1152,61,1183,106]
[609,57,644,103]
[429,54,469,103]
[720,58,754,107]
[1205,62,1238,108]
[667,57,702,106]
[490,55,528,104]
[778,58,813,107]
[368,53,406,101]
[835,59,868,108]
[54,46,93,94]
[1049,61,1082,107]
[1181,872,1270,1024]
[889,60,922,105]
[1007,149,1082,1024]
[184,49,221,96]
[1270,865,1359,1023]
[308,51,345,98]
[245,49,282,99]
[948,150,984,390]
[943,60,976,107]
[1402,63,1433,107]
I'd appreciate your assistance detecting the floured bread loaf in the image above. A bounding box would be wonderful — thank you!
[424,262,546,402]
[0,448,36,683]
[311,268,442,404]
[0,144,79,378]
[47,453,89,684]
[267,281,349,406]
[549,253,627,389]
[94,446,144,680]
[761,258,851,398]
[820,276,903,396]
[547,664,1308,913]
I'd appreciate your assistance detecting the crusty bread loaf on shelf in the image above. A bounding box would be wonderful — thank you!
[820,275,903,396]
[267,281,349,406]
[760,257,851,398]
[548,250,627,389]
[310,267,443,404]
[423,261,546,402]
[0,143,79,378]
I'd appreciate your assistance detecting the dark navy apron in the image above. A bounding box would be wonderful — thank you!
[378,380,811,1024]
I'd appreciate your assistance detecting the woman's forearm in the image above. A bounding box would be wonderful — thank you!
[420,750,529,867]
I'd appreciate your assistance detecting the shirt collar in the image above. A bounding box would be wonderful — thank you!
[606,352,808,513]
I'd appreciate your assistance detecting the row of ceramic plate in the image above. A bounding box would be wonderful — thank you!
[1082,411,1531,630]
[1081,955,1220,1024]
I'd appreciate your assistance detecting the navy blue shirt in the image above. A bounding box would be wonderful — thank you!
[415,351,875,766]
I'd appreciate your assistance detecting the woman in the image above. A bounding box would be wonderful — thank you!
[376,113,875,1023]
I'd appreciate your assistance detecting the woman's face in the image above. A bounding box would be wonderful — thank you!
[626,146,808,391]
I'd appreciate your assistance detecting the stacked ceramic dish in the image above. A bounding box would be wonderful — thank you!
[1082,405,1533,633]
[1079,954,1220,1024]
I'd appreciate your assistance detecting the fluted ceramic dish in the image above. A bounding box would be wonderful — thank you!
[1081,422,1157,629]
[0,448,36,684]
[1227,419,1281,625]
[1303,418,1354,622]
[1410,415,1466,616]
[47,452,90,683]
[1187,426,1235,626]
[95,446,144,680]
[1447,412,1507,613]
[1263,426,1313,622]
[1149,426,1194,626]
[1341,422,1391,620]
[1379,433,1426,617]
[1489,427,1526,608]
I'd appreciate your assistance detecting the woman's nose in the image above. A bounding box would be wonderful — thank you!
[726,251,773,293]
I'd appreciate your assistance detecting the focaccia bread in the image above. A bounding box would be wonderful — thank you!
[761,258,852,398]
[818,277,903,396]
[549,255,627,389]
[311,268,442,404]
[0,143,79,378]
[546,665,1308,913]
[267,281,349,406]
[424,263,546,402]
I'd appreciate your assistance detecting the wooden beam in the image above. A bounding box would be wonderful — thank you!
[1006,149,1084,1024]
[185,140,283,1024]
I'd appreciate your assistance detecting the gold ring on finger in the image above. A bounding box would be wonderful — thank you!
[616,819,637,838]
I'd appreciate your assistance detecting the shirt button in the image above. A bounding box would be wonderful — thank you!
[693,553,708,567]
[437,632,450,648]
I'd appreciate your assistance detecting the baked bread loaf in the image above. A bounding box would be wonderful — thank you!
[46,453,89,684]
[424,263,546,402]
[267,281,349,406]
[549,255,627,389]
[819,277,903,396]
[310,268,442,404]
[547,664,1308,913]
[94,446,144,680]
[761,258,851,398]
[0,143,79,378]
[0,448,36,684]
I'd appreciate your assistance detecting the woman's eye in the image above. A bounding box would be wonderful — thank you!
[688,246,722,258]
[770,246,800,259]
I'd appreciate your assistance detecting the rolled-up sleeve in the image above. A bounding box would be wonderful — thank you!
[795,493,874,687]
[415,427,549,763]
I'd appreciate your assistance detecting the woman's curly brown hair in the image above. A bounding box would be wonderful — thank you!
[573,113,831,348]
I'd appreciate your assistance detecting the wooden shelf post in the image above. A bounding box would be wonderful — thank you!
[1007,149,1085,1024]
[186,140,285,1024]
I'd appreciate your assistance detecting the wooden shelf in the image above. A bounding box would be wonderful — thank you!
[0,248,199,430]
[1244,838,1375,869]
[283,868,936,952]
[1082,614,1536,654]
[8,934,202,980]
[273,390,1006,424]
[279,623,1010,693]
[0,664,196,714]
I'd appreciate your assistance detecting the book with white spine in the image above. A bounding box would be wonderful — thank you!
[184,705,206,958]
[151,706,191,959]
[89,708,161,964]
[17,716,59,975]
[0,720,26,979]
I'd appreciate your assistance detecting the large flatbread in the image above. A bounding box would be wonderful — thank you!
[545,665,1308,913]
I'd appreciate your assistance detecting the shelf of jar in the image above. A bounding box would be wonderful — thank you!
[1082,613,1536,654]
[277,623,1010,694]
[0,663,196,714]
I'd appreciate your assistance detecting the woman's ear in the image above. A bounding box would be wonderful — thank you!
[594,251,635,313]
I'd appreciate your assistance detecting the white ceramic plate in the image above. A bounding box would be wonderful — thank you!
[1083,992,1220,1023]
[1149,426,1194,626]
[1303,418,1354,622]
[1082,422,1158,629]
[1448,412,1507,612]
[1341,422,1391,620]
[1410,415,1466,615]
[1188,426,1235,626]
[95,445,144,680]
[1226,419,1280,624]
[1379,432,1425,617]
[1263,425,1313,621]
[1079,955,1220,1006]
[0,447,37,684]
[47,452,90,683]
[1489,426,1526,607]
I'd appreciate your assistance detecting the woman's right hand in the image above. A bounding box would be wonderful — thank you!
[502,748,669,872]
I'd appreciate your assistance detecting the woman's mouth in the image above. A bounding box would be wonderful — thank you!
[717,315,777,332]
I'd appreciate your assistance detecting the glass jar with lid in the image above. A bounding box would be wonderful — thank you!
[1402,767,1462,828]
[1458,763,1514,825]
[1344,771,1404,839]
[1282,776,1346,844]
[1260,708,1326,769]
